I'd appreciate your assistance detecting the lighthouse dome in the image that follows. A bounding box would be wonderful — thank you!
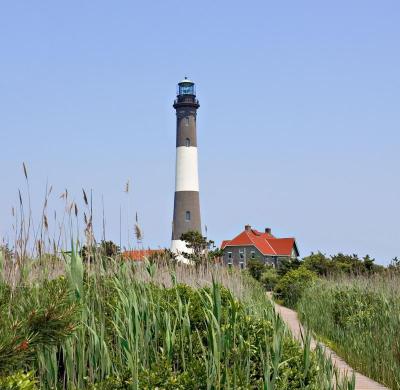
[177,77,196,95]
[178,77,194,84]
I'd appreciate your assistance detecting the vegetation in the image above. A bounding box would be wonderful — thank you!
[180,231,222,265]
[0,166,364,388]
[244,249,399,388]
[274,267,317,308]
[302,252,384,276]
[0,246,356,389]
[298,275,400,389]
[246,252,388,307]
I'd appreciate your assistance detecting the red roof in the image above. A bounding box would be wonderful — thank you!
[221,227,298,257]
[122,249,165,261]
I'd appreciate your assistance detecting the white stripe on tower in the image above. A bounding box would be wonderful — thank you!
[175,146,199,192]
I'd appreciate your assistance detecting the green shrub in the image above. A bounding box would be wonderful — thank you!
[331,288,382,329]
[0,276,78,374]
[0,371,37,390]
[274,266,317,308]
[298,278,400,389]
[247,259,265,281]
[260,267,279,291]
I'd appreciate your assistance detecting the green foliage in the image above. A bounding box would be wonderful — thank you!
[180,231,216,265]
[277,257,302,277]
[99,240,120,257]
[0,277,78,374]
[274,266,317,308]
[247,259,265,281]
[0,255,352,389]
[80,240,120,263]
[0,371,37,390]
[302,252,384,276]
[64,243,84,299]
[0,244,13,262]
[331,288,382,329]
[298,277,400,389]
[260,266,279,291]
[388,256,400,272]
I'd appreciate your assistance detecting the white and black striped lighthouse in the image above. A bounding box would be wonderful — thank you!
[171,77,202,258]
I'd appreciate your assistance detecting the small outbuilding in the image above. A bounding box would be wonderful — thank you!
[221,225,299,268]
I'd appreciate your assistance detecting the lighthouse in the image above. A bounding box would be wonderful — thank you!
[171,77,202,258]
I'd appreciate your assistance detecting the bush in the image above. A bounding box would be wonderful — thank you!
[260,267,279,291]
[274,266,317,308]
[247,259,265,281]
[302,252,385,276]
[298,278,400,388]
[0,371,37,390]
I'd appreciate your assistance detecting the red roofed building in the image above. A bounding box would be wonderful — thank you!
[221,225,299,268]
[122,249,165,261]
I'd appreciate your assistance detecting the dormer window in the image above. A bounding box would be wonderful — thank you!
[185,138,191,147]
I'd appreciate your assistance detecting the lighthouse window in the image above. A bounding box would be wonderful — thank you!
[185,211,191,221]
[185,138,191,147]
[185,117,189,126]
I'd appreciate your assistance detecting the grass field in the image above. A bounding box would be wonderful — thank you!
[0,246,357,389]
[298,274,400,389]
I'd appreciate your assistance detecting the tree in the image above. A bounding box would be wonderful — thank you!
[277,257,301,277]
[274,266,317,308]
[0,244,13,262]
[362,254,375,272]
[388,257,400,273]
[80,240,120,262]
[99,240,120,257]
[302,252,330,276]
[247,259,265,281]
[260,266,279,291]
[180,231,215,266]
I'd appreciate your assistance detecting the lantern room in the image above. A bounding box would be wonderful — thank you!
[177,77,196,96]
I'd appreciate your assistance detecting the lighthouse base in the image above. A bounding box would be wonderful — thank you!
[171,240,193,264]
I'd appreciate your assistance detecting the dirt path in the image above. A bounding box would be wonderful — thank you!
[274,303,389,390]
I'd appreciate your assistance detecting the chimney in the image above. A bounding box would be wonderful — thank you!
[265,227,272,234]
[245,224,251,231]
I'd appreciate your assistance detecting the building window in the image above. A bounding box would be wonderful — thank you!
[251,251,255,259]
[228,252,232,260]
[239,249,244,260]
[239,262,244,269]
[185,211,191,221]
[185,117,189,126]
[185,138,191,147]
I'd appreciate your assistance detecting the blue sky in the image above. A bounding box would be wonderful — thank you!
[1,1,399,264]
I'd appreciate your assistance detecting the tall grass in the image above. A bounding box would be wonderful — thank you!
[298,275,400,389]
[0,249,357,389]
[0,167,355,388]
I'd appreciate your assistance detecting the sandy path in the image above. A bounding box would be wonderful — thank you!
[274,302,389,390]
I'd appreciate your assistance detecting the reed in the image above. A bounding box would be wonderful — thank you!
[0,247,357,389]
[0,169,355,388]
[298,274,400,389]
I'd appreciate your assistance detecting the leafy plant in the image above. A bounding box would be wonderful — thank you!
[260,266,279,291]
[0,371,38,390]
[298,277,400,389]
[247,259,265,281]
[274,266,317,308]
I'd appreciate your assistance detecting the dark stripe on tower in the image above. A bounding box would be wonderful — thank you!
[176,111,198,147]
[172,191,202,240]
